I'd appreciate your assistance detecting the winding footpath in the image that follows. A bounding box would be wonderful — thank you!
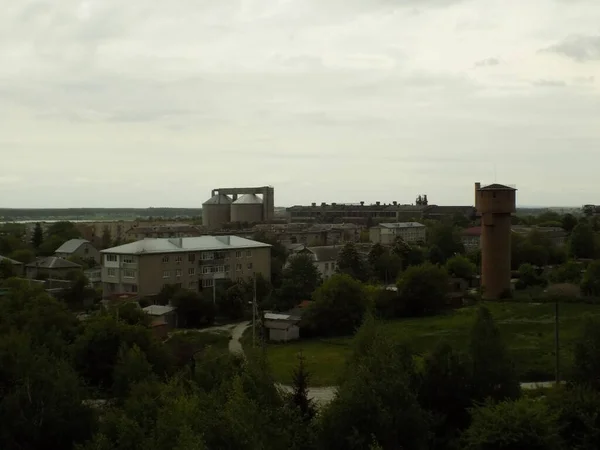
[225,322,554,407]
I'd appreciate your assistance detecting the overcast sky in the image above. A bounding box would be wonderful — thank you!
[1,0,599,208]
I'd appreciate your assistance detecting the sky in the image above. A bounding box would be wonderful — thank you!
[1,0,599,208]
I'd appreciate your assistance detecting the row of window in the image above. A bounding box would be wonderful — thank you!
[107,268,137,278]
[107,264,254,280]
[161,250,252,264]
[105,255,136,263]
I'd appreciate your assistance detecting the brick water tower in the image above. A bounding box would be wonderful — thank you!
[475,182,517,299]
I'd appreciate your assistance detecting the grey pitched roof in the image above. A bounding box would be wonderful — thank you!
[26,256,82,269]
[305,246,343,262]
[0,255,22,265]
[101,235,271,255]
[55,239,90,254]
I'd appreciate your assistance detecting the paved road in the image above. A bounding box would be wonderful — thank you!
[225,322,557,407]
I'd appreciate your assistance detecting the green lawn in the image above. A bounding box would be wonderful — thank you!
[265,302,600,386]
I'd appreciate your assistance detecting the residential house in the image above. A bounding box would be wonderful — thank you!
[369,222,426,245]
[25,256,82,279]
[100,236,271,298]
[462,226,482,251]
[290,245,343,280]
[55,239,101,264]
[263,312,301,342]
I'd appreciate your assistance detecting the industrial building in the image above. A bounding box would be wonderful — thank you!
[202,186,275,230]
[475,182,517,300]
[286,201,475,225]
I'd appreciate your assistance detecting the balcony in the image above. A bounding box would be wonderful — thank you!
[121,262,138,269]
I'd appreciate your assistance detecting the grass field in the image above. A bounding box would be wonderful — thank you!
[265,302,600,386]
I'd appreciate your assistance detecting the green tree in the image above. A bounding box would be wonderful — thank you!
[546,385,600,450]
[0,333,95,449]
[289,353,316,423]
[396,263,449,316]
[303,274,369,337]
[562,213,578,233]
[8,248,35,264]
[462,398,561,450]
[418,343,473,447]
[469,307,520,402]
[220,282,248,320]
[445,254,477,279]
[581,261,600,297]
[0,259,15,280]
[73,315,170,389]
[32,222,44,249]
[337,242,369,282]
[157,283,182,306]
[319,314,429,450]
[171,290,215,327]
[572,317,600,389]
[277,253,322,311]
[368,243,402,284]
[113,344,155,398]
[550,260,583,284]
[516,263,547,290]
[427,223,465,263]
[570,222,595,259]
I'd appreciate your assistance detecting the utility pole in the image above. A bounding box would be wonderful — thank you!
[555,300,560,384]
[252,273,257,348]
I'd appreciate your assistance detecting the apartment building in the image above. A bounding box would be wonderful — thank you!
[100,236,271,298]
[369,222,426,245]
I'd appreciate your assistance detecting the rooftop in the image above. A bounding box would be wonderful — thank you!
[26,256,82,269]
[101,235,271,255]
[378,222,425,229]
[304,245,343,262]
[143,305,176,316]
[55,239,90,254]
[0,255,22,265]
[479,183,517,191]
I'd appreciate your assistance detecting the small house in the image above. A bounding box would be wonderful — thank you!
[25,256,82,279]
[55,239,101,264]
[263,312,301,342]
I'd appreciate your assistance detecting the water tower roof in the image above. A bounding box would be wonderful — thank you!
[479,183,516,191]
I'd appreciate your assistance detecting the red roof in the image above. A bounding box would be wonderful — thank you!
[298,300,313,308]
[463,226,482,237]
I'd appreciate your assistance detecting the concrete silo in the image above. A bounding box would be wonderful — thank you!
[475,182,517,300]
[231,193,264,224]
[202,193,232,230]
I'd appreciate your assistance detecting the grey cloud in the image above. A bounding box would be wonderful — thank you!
[573,76,595,84]
[475,57,500,67]
[542,34,600,62]
[532,79,567,87]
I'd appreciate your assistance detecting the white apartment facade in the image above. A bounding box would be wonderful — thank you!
[369,222,427,245]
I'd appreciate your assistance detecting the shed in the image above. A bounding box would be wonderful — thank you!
[143,304,177,330]
[263,312,301,342]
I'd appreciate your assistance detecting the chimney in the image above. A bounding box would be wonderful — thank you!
[321,202,326,207]
[311,202,316,207]
[393,201,397,206]
[376,201,380,206]
[360,201,364,206]
[332,202,337,206]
